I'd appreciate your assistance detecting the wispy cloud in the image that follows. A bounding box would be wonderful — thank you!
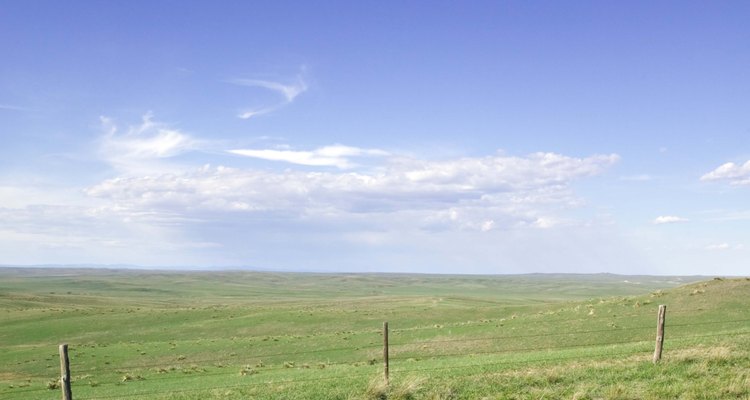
[0,202,219,265]
[229,145,389,169]
[701,160,750,186]
[228,70,308,119]
[0,104,25,111]
[98,113,199,173]
[237,108,275,120]
[704,243,744,251]
[702,209,750,222]
[653,215,689,225]
[228,77,307,102]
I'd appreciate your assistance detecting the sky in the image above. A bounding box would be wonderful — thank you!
[1,1,749,275]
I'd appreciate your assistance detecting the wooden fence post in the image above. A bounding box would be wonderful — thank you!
[59,344,73,400]
[383,321,389,384]
[653,305,666,364]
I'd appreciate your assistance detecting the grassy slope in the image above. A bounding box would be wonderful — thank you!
[0,269,747,399]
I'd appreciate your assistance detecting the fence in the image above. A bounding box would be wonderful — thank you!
[3,305,750,399]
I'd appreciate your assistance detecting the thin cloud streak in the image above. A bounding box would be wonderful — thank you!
[237,107,276,120]
[705,243,731,251]
[228,78,308,102]
[228,145,389,169]
[0,104,26,111]
[653,215,689,224]
[620,174,654,182]
[227,70,308,119]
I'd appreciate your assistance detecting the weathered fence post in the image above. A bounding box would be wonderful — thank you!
[59,344,73,400]
[383,321,389,384]
[653,305,666,364]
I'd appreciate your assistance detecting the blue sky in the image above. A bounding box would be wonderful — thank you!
[1,1,749,275]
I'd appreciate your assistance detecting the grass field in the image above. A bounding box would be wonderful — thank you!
[0,268,748,399]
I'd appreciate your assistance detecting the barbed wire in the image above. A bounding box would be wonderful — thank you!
[69,342,383,374]
[3,333,746,399]
[394,325,750,356]
[65,344,656,399]
[668,318,750,328]
[392,347,649,375]
[65,316,749,375]
[10,316,748,378]
[0,386,51,396]
[66,329,750,383]
[391,329,750,363]
[83,369,378,400]
[391,307,747,333]
[104,342,653,400]
[78,356,380,384]
[391,337,653,362]
[391,317,749,346]
[3,311,747,399]
[391,325,653,347]
[4,306,744,352]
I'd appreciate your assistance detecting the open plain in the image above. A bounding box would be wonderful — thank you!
[0,269,748,399]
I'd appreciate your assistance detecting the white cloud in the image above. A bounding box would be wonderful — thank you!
[653,215,689,225]
[2,135,625,270]
[532,217,559,229]
[701,160,750,186]
[705,243,744,251]
[705,243,731,251]
[390,152,619,190]
[85,150,619,233]
[98,113,199,173]
[228,145,389,169]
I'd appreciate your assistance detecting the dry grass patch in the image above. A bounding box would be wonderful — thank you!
[724,370,750,397]
[363,377,389,400]
[361,376,426,400]
[480,351,648,381]
[392,335,496,358]
[668,345,732,363]
[0,372,33,381]
[390,376,426,400]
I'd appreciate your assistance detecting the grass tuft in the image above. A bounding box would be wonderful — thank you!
[364,377,388,400]
[390,376,426,400]
[239,365,257,376]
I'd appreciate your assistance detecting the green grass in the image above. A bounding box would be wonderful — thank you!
[0,269,747,399]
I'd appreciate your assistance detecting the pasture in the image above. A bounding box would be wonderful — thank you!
[0,268,747,399]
